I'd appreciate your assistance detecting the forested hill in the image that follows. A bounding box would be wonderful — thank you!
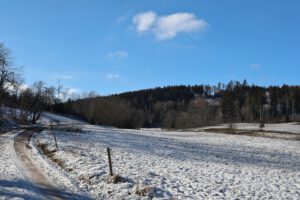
[53,81,300,129]
[117,84,223,108]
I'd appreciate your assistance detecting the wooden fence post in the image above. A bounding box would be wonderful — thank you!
[53,132,58,151]
[50,122,58,151]
[107,147,113,176]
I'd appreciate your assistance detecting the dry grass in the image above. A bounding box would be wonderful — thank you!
[105,174,125,184]
[52,157,65,168]
[79,174,123,186]
[37,143,53,156]
[135,185,156,198]
[52,126,83,133]
[37,142,72,171]
[79,174,95,185]
[228,123,236,134]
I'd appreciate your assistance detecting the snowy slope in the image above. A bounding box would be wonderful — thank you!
[39,112,87,126]
[32,121,300,199]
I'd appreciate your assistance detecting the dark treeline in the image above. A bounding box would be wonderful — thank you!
[53,81,300,129]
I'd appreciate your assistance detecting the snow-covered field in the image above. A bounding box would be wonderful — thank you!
[31,121,300,199]
[1,112,300,199]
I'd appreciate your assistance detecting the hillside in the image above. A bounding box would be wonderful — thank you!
[53,81,300,129]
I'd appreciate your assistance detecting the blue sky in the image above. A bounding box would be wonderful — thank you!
[1,0,299,95]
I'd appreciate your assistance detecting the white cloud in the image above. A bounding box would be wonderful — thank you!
[19,84,29,91]
[132,11,157,33]
[5,83,28,92]
[155,13,207,40]
[106,73,120,80]
[132,11,207,40]
[106,51,128,59]
[250,64,261,69]
[67,88,79,95]
[58,87,80,101]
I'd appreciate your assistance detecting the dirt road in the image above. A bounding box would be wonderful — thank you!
[12,129,74,200]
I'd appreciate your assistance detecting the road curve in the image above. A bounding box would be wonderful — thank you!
[13,128,66,200]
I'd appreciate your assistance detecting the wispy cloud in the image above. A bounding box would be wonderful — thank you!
[117,9,134,23]
[250,64,261,69]
[132,11,208,40]
[106,73,120,80]
[117,16,127,23]
[53,74,73,80]
[106,51,128,59]
[59,75,73,80]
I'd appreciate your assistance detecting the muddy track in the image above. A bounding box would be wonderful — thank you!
[13,128,66,200]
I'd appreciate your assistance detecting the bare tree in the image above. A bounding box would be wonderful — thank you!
[0,43,21,97]
[18,81,55,124]
[0,43,22,121]
[31,81,55,123]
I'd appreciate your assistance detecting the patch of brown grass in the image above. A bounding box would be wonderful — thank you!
[79,174,94,185]
[52,126,83,133]
[37,142,72,171]
[106,174,125,184]
[37,143,52,156]
[135,185,156,198]
[52,157,65,168]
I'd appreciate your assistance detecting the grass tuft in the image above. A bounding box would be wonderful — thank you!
[106,174,125,184]
[135,185,156,198]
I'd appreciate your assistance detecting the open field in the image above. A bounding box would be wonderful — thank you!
[30,119,300,199]
[1,113,300,199]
